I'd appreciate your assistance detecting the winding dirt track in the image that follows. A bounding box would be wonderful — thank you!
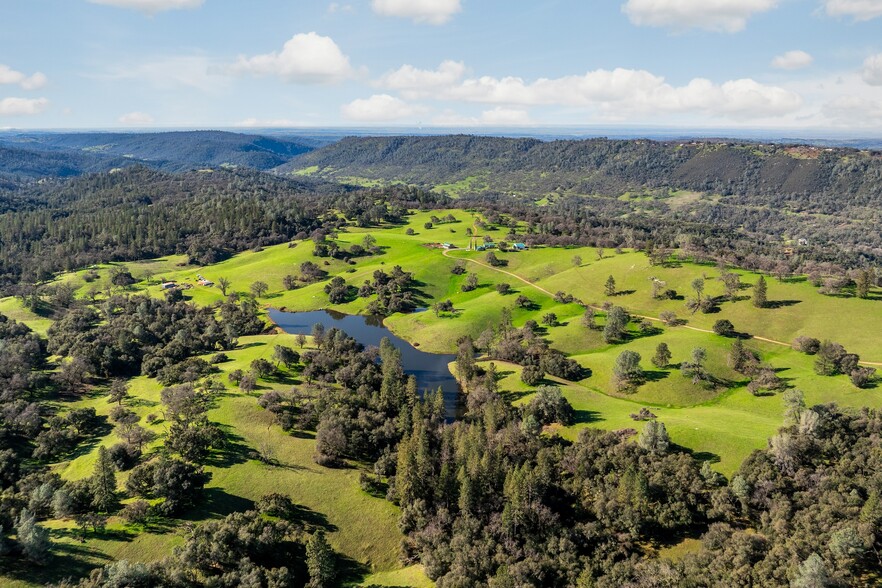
[443,249,882,367]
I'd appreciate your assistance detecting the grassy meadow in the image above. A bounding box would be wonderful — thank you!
[3,208,882,585]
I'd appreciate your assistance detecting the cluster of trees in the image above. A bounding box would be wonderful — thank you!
[47,293,262,381]
[294,329,427,468]
[626,400,882,586]
[390,382,718,586]
[464,309,584,383]
[357,266,421,314]
[791,337,878,388]
[312,232,383,261]
[58,502,336,587]
[0,313,55,562]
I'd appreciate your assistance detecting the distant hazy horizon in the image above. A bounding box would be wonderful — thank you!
[3,125,882,150]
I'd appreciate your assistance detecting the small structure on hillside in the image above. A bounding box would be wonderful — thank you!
[160,281,177,290]
[513,243,527,251]
[442,242,457,249]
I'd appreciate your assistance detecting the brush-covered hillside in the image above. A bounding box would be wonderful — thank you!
[279,135,882,201]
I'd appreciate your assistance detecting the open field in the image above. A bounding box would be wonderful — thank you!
[3,207,882,585]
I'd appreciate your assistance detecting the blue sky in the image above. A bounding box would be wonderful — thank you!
[2,0,882,130]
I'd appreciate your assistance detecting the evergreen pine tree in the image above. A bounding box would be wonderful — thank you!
[651,342,672,368]
[753,275,768,308]
[604,275,617,297]
[306,530,336,588]
[91,445,118,513]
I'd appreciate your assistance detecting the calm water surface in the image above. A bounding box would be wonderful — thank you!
[268,308,462,418]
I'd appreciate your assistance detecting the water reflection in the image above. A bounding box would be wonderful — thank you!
[268,308,462,418]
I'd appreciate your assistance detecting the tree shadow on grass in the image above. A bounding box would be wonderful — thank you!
[237,341,266,351]
[0,540,112,587]
[336,553,370,587]
[765,300,801,309]
[573,409,603,424]
[289,504,338,533]
[63,419,114,461]
[501,389,533,404]
[184,487,255,521]
[54,525,137,544]
[642,370,671,383]
[203,429,251,468]
[672,442,721,464]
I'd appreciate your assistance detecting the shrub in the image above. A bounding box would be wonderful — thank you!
[521,365,544,386]
[121,500,151,524]
[792,336,821,355]
[660,311,679,326]
[713,319,736,337]
[107,443,140,471]
[850,367,876,389]
[256,493,295,519]
[523,385,574,425]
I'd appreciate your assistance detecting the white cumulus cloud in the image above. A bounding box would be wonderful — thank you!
[622,0,779,32]
[824,0,882,21]
[118,111,155,124]
[771,50,814,70]
[341,94,426,121]
[88,0,204,14]
[372,0,461,24]
[0,97,49,116]
[378,60,466,98]
[862,53,882,85]
[0,65,48,90]
[376,61,802,122]
[232,32,354,83]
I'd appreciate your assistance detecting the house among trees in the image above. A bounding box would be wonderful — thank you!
[513,242,527,251]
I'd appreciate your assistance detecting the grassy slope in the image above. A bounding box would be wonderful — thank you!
[4,208,882,585]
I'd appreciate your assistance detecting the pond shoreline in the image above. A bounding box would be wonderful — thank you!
[267,307,463,418]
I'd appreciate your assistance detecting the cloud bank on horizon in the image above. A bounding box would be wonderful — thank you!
[2,0,882,131]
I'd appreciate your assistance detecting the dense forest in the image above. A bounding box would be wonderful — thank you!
[0,166,447,290]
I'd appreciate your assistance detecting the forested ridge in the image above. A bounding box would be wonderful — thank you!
[282,136,882,262]
[280,135,882,202]
[0,131,316,177]
[0,166,447,290]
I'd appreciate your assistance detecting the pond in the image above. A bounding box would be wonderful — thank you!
[268,308,462,418]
